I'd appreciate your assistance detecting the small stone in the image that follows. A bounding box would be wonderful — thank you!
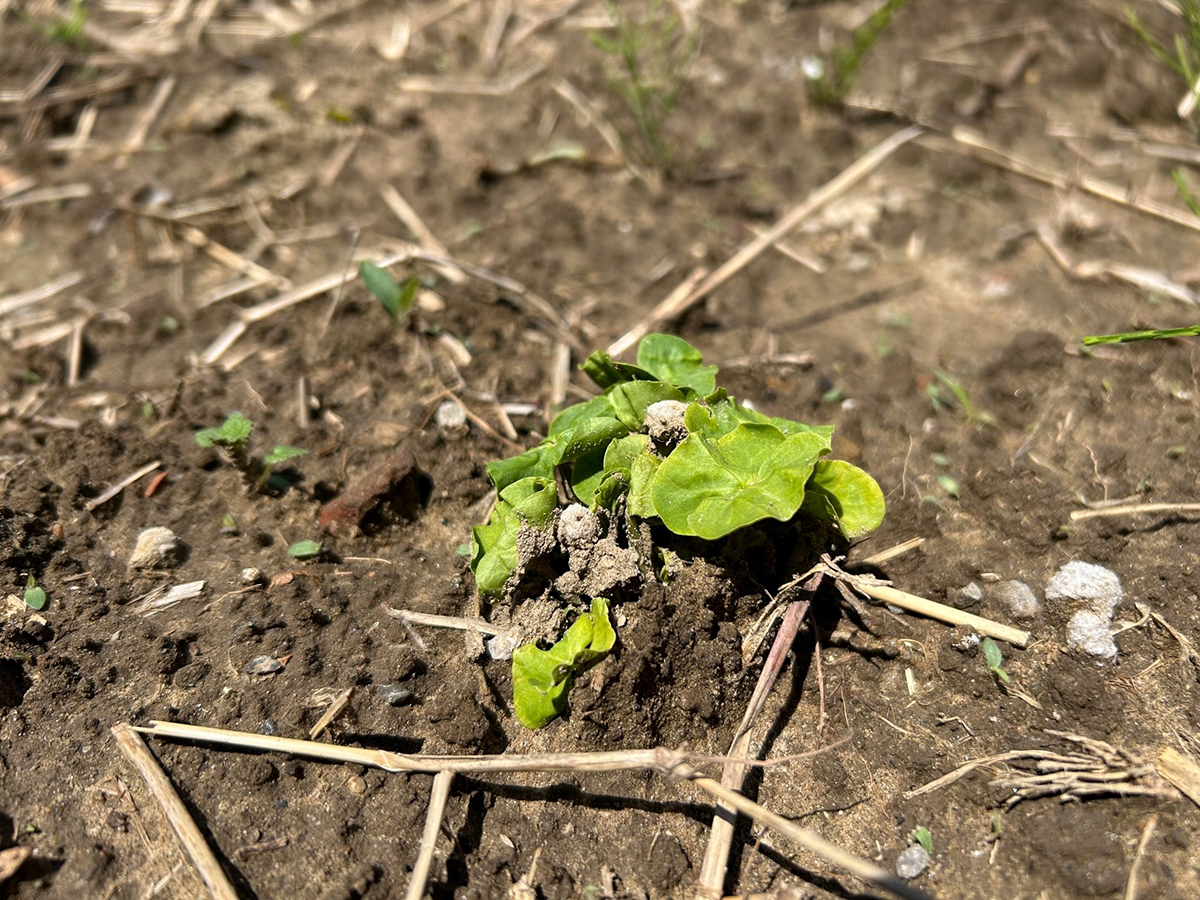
[129,527,186,569]
[486,631,521,661]
[261,719,279,735]
[241,567,264,585]
[896,845,931,880]
[949,627,980,653]
[377,683,415,707]
[1046,561,1123,619]
[950,582,982,609]
[347,775,367,795]
[245,656,284,675]
[1066,610,1118,659]
[282,760,303,778]
[21,615,52,643]
[434,401,467,430]
[994,580,1041,619]
[645,400,689,447]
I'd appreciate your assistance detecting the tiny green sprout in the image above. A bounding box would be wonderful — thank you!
[911,826,933,854]
[23,576,47,611]
[195,411,254,451]
[932,369,996,428]
[19,370,41,384]
[1169,445,1187,459]
[991,811,1003,839]
[937,474,960,499]
[196,413,306,492]
[287,540,323,559]
[455,543,472,556]
[262,445,308,467]
[822,386,845,404]
[359,262,420,322]
[221,512,237,531]
[931,452,950,467]
[982,637,1010,684]
[1101,377,1113,394]
[139,401,155,422]
[806,0,907,106]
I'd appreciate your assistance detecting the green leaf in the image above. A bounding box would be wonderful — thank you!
[548,394,614,438]
[982,636,1003,670]
[799,459,886,539]
[263,445,308,467]
[569,448,608,508]
[637,334,718,395]
[606,381,686,430]
[360,262,419,321]
[485,444,557,494]
[195,411,254,448]
[580,350,656,389]
[649,422,829,539]
[590,434,649,511]
[911,826,933,854]
[938,474,960,498]
[23,576,46,611]
[287,540,323,559]
[512,599,615,728]
[700,391,834,444]
[627,452,661,518]
[470,477,557,595]
[556,416,629,463]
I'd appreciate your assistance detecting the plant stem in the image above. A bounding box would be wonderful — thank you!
[1082,325,1200,345]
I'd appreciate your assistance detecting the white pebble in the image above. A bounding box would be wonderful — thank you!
[1046,561,1123,619]
[994,580,1041,619]
[1066,610,1118,659]
[129,527,185,569]
[434,401,467,430]
[896,845,931,879]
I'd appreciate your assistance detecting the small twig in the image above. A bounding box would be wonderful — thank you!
[111,725,238,900]
[386,608,502,636]
[857,537,925,566]
[308,687,353,740]
[180,226,288,287]
[398,62,544,96]
[1070,502,1200,522]
[380,184,466,283]
[0,183,92,209]
[854,580,1029,647]
[405,770,455,900]
[84,460,162,511]
[607,125,923,356]
[1123,814,1157,900]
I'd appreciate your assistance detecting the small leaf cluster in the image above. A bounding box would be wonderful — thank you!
[195,412,307,492]
[513,599,615,728]
[471,334,886,596]
[359,262,420,322]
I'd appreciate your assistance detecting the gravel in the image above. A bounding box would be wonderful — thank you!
[1046,561,1123,618]
[1066,610,1119,659]
[993,580,1041,619]
[896,845,931,879]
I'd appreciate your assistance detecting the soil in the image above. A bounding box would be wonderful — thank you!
[3,1,1200,899]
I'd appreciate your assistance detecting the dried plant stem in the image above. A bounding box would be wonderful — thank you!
[111,725,238,900]
[698,595,811,897]
[858,537,925,566]
[607,125,923,357]
[1070,502,1200,522]
[857,582,1030,647]
[84,460,162,512]
[1123,814,1158,900]
[405,770,455,900]
[132,721,928,900]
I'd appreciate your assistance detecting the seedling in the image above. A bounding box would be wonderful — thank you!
[1126,0,1200,117]
[982,637,1010,684]
[911,826,933,854]
[806,0,907,107]
[287,540,323,559]
[359,263,420,322]
[1083,324,1200,345]
[472,334,887,727]
[589,0,698,170]
[23,576,46,611]
[513,599,615,728]
[928,368,996,429]
[194,412,307,492]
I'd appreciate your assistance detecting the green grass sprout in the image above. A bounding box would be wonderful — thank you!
[1126,0,1200,117]
[982,637,1010,684]
[359,262,420,322]
[911,826,933,854]
[589,0,698,170]
[806,0,907,107]
[1083,324,1200,345]
[195,412,307,492]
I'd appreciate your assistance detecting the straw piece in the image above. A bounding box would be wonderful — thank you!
[111,725,238,900]
[857,581,1030,647]
[607,125,922,356]
[1070,502,1200,522]
[405,770,454,900]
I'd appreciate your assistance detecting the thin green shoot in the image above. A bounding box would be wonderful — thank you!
[1083,324,1200,345]
[806,0,907,107]
[982,637,1010,684]
[287,540,323,559]
[1174,168,1200,217]
[195,412,306,491]
[23,0,89,49]
[23,576,47,611]
[910,826,933,854]
[1125,1,1200,114]
[931,369,997,428]
[359,262,419,322]
[589,0,698,170]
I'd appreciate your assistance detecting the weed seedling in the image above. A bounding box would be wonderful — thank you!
[194,412,307,492]
[589,0,698,170]
[472,334,887,727]
[911,826,933,854]
[359,262,420,322]
[806,0,907,107]
[928,369,996,429]
[982,637,1010,684]
[287,540,323,560]
[1126,0,1200,116]
[23,576,47,611]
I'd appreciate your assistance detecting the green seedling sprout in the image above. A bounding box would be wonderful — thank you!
[359,263,420,322]
[194,412,307,492]
[588,0,698,170]
[472,334,888,728]
[23,576,47,611]
[982,637,1010,684]
[287,540,323,559]
[1126,1,1200,118]
[931,369,996,428]
[911,826,933,854]
[1083,324,1200,345]
[806,0,907,107]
